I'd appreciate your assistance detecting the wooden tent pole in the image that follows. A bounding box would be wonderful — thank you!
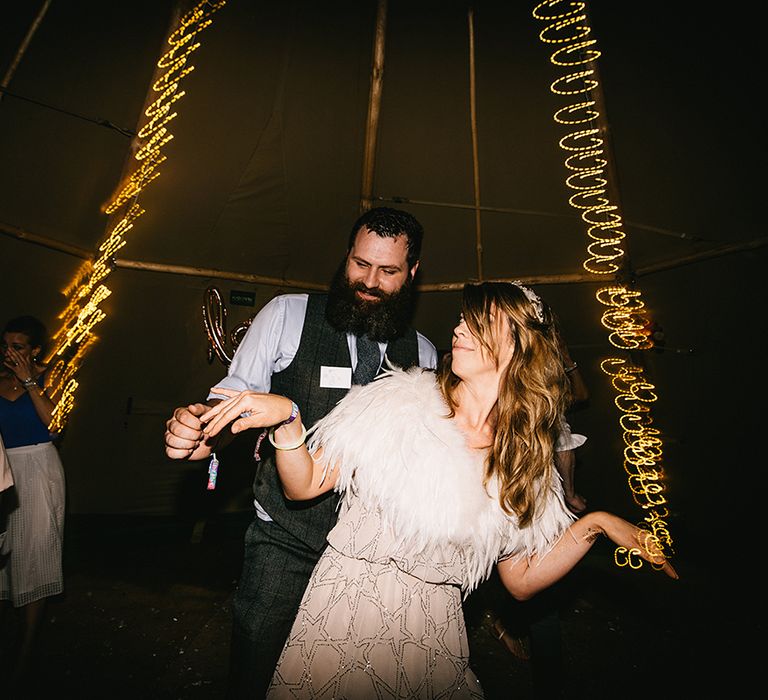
[6,213,762,289]
[113,258,328,291]
[6,220,761,289]
[0,221,91,259]
[467,6,483,280]
[0,0,52,104]
[112,257,605,290]
[418,272,606,291]
[360,0,388,213]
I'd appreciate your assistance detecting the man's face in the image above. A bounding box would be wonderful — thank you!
[344,227,419,299]
[325,227,420,341]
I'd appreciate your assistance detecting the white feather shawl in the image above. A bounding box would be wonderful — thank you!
[306,365,575,592]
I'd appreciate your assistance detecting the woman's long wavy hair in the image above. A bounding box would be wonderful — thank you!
[437,282,571,528]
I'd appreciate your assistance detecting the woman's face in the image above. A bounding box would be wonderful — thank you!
[2,332,37,373]
[450,307,513,380]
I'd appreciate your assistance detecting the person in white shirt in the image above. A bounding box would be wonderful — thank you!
[165,207,436,698]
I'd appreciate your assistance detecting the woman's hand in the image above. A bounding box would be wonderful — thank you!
[4,346,36,383]
[199,388,295,438]
[200,388,332,501]
[590,512,678,579]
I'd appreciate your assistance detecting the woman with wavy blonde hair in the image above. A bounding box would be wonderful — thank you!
[438,281,571,529]
[200,281,677,699]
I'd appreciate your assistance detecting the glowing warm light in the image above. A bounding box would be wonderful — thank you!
[43,1,226,431]
[532,0,674,566]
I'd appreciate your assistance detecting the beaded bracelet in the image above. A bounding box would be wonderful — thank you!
[21,376,37,388]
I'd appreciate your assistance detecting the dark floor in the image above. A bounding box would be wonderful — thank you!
[0,512,752,698]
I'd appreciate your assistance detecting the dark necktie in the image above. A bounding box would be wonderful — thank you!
[353,334,381,385]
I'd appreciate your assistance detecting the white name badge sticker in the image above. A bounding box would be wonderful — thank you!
[320,365,352,389]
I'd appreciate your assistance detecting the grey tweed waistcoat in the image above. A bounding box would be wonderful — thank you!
[254,293,421,551]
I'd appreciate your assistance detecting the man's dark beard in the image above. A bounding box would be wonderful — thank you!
[325,262,415,342]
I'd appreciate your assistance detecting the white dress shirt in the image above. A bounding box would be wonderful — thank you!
[208,293,438,520]
[209,294,437,397]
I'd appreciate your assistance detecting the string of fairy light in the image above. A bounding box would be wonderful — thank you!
[44,0,226,433]
[531,0,673,567]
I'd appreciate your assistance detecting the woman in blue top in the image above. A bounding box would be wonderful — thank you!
[0,315,65,683]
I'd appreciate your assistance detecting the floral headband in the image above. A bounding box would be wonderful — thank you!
[512,280,544,322]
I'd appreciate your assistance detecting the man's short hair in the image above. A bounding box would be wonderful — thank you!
[348,207,423,269]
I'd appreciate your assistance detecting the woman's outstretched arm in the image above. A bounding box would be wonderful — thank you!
[498,511,678,601]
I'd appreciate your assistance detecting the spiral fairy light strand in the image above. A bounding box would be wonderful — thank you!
[532,0,673,566]
[44,0,226,433]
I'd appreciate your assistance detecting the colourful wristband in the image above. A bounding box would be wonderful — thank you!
[282,400,299,426]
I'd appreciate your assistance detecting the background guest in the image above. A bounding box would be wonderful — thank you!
[0,315,65,687]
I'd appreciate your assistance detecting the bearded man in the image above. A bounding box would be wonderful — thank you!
[165,207,436,698]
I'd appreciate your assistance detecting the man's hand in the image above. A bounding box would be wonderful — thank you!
[165,403,212,460]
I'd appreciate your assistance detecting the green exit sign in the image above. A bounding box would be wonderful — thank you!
[230,290,255,307]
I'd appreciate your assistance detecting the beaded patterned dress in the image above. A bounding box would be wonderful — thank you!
[266,367,574,699]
